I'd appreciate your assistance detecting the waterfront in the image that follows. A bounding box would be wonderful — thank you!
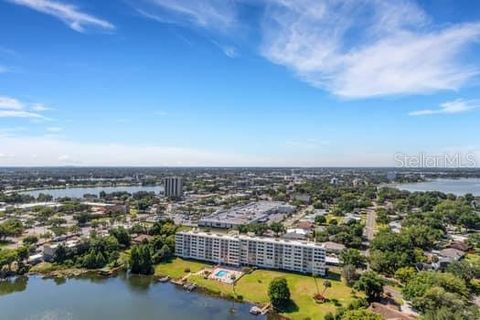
[0,275,264,320]
[20,185,164,198]
[395,178,480,196]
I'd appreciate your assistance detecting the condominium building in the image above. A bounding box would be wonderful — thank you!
[163,177,184,198]
[175,231,326,276]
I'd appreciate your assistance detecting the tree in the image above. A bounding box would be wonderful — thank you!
[22,235,38,245]
[250,223,269,236]
[341,309,382,320]
[467,233,480,250]
[324,312,335,320]
[340,249,365,268]
[270,222,285,236]
[0,219,24,241]
[322,280,332,296]
[36,193,53,202]
[369,231,416,275]
[153,244,172,263]
[394,267,416,284]
[129,245,153,275]
[342,264,358,287]
[354,271,385,302]
[54,244,68,263]
[15,246,29,273]
[74,212,92,225]
[315,215,327,225]
[446,260,480,284]
[82,251,98,269]
[109,227,131,248]
[375,208,390,225]
[313,201,324,209]
[434,199,475,228]
[402,271,469,302]
[413,286,466,314]
[237,225,248,234]
[95,252,106,268]
[423,305,479,320]
[268,277,291,309]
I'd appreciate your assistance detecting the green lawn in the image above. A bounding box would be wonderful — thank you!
[236,269,358,320]
[154,258,210,279]
[155,258,360,320]
[466,253,480,264]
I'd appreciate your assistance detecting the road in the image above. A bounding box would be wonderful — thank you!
[283,205,313,228]
[364,206,376,241]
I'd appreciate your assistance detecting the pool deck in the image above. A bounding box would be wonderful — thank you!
[208,267,244,284]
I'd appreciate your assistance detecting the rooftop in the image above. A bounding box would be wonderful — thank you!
[177,230,325,249]
[199,201,294,226]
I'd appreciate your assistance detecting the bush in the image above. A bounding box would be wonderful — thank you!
[22,235,38,245]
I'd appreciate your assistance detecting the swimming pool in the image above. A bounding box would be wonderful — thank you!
[215,270,229,277]
[210,267,243,284]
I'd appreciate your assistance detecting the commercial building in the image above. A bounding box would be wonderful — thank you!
[199,201,295,229]
[164,177,184,198]
[175,230,326,276]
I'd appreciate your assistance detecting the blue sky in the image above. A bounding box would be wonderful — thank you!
[0,0,480,166]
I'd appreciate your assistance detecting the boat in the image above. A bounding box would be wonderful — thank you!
[158,276,170,282]
[249,306,261,315]
[183,283,197,292]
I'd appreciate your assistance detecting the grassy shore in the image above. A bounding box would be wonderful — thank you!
[155,258,360,320]
[29,262,91,277]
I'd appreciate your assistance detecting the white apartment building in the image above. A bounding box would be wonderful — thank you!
[175,231,326,276]
[163,177,184,198]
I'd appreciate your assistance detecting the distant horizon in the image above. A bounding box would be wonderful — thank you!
[0,165,478,170]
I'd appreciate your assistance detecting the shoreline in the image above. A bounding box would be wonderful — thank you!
[23,263,277,318]
[6,183,162,195]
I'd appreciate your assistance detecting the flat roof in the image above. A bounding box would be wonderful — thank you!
[199,201,294,225]
[177,230,325,249]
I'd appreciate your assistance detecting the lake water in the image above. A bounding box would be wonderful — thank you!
[396,178,480,196]
[22,185,164,199]
[0,275,264,320]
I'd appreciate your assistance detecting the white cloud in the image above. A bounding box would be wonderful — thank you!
[57,154,79,164]
[0,134,477,167]
[8,0,114,32]
[0,96,24,110]
[0,110,47,119]
[409,99,480,116]
[211,41,238,58]
[135,0,237,30]
[261,0,480,98]
[31,103,50,112]
[46,126,62,132]
[135,0,480,98]
[0,135,275,166]
[0,95,49,119]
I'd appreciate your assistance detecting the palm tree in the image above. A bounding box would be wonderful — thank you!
[230,274,237,313]
[322,280,332,296]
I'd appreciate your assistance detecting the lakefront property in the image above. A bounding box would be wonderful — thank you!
[175,230,326,276]
[3,0,480,319]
